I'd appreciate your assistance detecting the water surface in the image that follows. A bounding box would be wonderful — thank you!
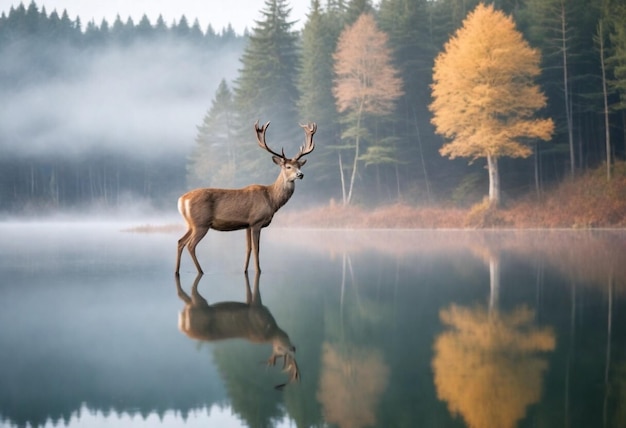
[1,223,625,427]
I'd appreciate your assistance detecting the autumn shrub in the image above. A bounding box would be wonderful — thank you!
[274,163,626,229]
[464,198,509,228]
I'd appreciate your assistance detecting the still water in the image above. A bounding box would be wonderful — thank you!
[0,222,625,428]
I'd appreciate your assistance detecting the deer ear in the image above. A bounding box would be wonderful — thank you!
[299,159,307,167]
[272,156,283,165]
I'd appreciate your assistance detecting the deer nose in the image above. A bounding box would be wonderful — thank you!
[296,171,304,179]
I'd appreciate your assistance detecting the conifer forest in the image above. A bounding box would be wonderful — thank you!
[1,0,625,214]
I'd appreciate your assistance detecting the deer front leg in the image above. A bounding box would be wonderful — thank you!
[251,226,262,273]
[244,228,253,273]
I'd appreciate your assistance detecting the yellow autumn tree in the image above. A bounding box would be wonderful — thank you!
[429,3,554,207]
[333,13,403,205]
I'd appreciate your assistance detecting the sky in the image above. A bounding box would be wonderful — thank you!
[0,0,310,34]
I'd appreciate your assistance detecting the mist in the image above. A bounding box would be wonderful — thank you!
[0,24,248,214]
[0,39,243,159]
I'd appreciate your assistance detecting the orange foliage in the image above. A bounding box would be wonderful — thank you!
[333,13,403,115]
[432,305,555,428]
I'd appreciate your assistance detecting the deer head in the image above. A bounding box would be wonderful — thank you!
[268,334,301,390]
[255,120,316,182]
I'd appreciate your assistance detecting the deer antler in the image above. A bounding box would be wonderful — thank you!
[267,347,300,390]
[283,353,300,383]
[294,122,317,160]
[254,120,286,159]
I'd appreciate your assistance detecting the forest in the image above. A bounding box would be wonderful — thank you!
[0,0,625,217]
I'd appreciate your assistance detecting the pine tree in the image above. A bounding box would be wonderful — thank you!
[297,0,343,192]
[187,80,238,188]
[233,0,300,163]
[609,2,626,111]
[228,0,301,186]
[378,0,436,201]
[430,3,554,207]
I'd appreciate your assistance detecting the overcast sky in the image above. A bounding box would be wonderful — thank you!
[0,0,310,34]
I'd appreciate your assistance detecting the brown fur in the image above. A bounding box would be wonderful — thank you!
[175,121,315,274]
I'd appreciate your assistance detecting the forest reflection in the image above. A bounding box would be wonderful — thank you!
[2,227,626,428]
[271,229,626,427]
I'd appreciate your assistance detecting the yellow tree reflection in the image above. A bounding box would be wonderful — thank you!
[317,342,389,428]
[433,305,555,428]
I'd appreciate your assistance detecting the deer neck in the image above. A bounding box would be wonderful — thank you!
[268,173,295,210]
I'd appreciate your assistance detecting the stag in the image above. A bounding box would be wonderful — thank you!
[175,273,300,389]
[175,121,316,274]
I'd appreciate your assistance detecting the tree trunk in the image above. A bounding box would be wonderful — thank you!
[345,101,365,205]
[338,153,347,205]
[597,19,611,181]
[487,154,500,207]
[413,108,432,203]
[559,0,575,177]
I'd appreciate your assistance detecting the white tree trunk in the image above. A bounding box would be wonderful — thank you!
[487,154,500,207]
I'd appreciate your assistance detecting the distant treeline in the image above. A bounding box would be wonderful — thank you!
[0,1,246,213]
[0,0,625,214]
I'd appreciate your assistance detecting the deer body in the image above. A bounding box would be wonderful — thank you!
[176,121,316,274]
[179,296,290,345]
[176,273,300,387]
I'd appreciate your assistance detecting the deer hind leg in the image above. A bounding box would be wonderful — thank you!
[175,229,192,273]
[186,226,209,274]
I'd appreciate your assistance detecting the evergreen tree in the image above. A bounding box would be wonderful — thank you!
[345,0,374,24]
[378,0,437,202]
[175,15,190,38]
[233,0,300,183]
[187,80,238,188]
[609,1,626,111]
[297,0,343,191]
[523,0,599,176]
[136,14,153,39]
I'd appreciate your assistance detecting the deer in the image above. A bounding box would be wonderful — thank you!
[175,272,300,389]
[175,120,317,274]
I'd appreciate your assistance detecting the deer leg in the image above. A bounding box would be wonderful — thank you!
[190,273,208,306]
[175,229,192,273]
[187,227,209,274]
[244,228,252,273]
[174,272,191,304]
[251,227,262,273]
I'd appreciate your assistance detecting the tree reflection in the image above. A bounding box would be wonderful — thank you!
[317,342,389,428]
[316,253,391,428]
[433,238,557,428]
[432,304,555,428]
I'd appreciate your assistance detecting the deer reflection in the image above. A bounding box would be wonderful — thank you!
[175,272,300,389]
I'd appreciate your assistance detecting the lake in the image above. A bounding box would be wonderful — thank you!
[0,222,625,428]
